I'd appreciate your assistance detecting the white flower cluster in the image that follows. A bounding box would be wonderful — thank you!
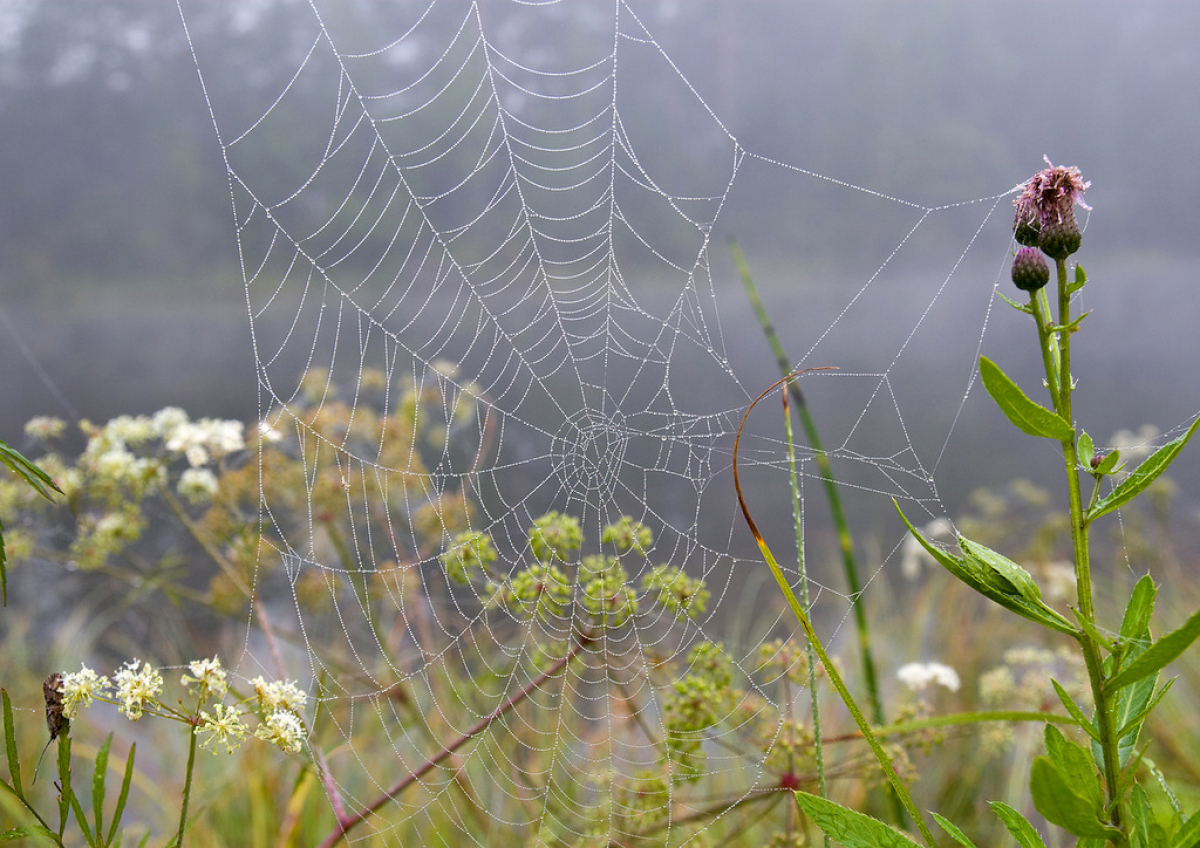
[57,657,308,756]
[896,661,961,693]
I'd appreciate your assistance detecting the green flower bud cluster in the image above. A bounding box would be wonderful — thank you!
[440,514,708,629]
[529,511,583,561]
[642,565,709,619]
[579,556,637,628]
[442,530,497,584]
[662,641,735,784]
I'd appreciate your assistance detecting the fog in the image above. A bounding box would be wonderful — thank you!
[2,0,1198,540]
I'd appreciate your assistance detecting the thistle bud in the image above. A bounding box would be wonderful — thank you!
[1013,214,1041,247]
[1038,212,1082,261]
[1011,246,1050,292]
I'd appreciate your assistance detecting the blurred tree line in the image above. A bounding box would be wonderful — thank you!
[1,0,1197,296]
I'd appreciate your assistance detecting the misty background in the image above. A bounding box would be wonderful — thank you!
[1,0,1198,560]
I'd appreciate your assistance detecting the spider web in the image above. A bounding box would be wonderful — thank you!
[177,1,1025,843]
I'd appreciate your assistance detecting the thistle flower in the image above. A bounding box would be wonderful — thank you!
[1013,157,1090,259]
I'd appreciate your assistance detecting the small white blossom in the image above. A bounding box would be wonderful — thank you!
[197,704,249,754]
[178,467,219,504]
[181,656,228,700]
[60,665,110,719]
[897,661,961,693]
[256,709,305,753]
[250,676,308,713]
[24,416,65,440]
[152,407,189,438]
[112,660,163,721]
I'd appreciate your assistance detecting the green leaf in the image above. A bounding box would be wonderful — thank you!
[1122,576,1157,643]
[793,792,923,848]
[1043,725,1103,809]
[979,355,1074,440]
[1051,679,1100,741]
[106,741,135,846]
[999,291,1034,315]
[1078,430,1095,466]
[1173,806,1200,848]
[1089,416,1200,523]
[1117,678,1173,740]
[895,504,1078,636]
[1131,783,1158,848]
[989,802,1048,848]
[93,734,111,842]
[932,812,978,847]
[1094,449,1123,477]
[0,442,62,503]
[1030,756,1121,840]
[1,691,23,802]
[1107,605,1200,692]
[1068,263,1088,295]
[56,737,74,839]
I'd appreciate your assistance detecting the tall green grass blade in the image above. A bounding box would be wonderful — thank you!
[793,792,923,848]
[729,240,885,727]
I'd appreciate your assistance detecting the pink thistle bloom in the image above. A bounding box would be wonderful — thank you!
[1014,156,1091,232]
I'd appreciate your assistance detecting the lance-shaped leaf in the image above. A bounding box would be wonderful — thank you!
[1088,416,1200,523]
[990,802,1048,848]
[1106,604,1200,692]
[895,504,1076,636]
[793,792,923,848]
[979,356,1074,441]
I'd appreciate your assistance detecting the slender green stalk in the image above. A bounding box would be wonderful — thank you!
[173,721,199,848]
[729,239,885,728]
[734,375,936,848]
[782,393,828,847]
[1045,257,1124,835]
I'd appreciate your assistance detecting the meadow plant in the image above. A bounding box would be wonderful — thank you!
[739,160,1200,845]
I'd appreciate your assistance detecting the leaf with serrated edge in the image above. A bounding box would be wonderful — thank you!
[990,802,1049,848]
[793,792,923,848]
[1030,756,1120,840]
[1052,678,1100,740]
[1108,604,1200,692]
[979,355,1074,440]
[1089,416,1200,523]
[1044,725,1103,809]
[1121,576,1156,642]
[932,812,978,848]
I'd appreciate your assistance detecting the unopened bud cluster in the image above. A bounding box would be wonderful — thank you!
[1011,157,1090,291]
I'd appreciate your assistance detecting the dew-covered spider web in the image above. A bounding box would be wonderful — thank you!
[174,1,1086,844]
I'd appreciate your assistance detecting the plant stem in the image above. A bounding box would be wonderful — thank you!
[173,721,198,848]
[730,240,884,727]
[1047,258,1124,838]
[316,626,595,848]
[783,393,830,848]
[734,375,936,848]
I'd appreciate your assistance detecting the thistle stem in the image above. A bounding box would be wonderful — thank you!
[1050,257,1124,838]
